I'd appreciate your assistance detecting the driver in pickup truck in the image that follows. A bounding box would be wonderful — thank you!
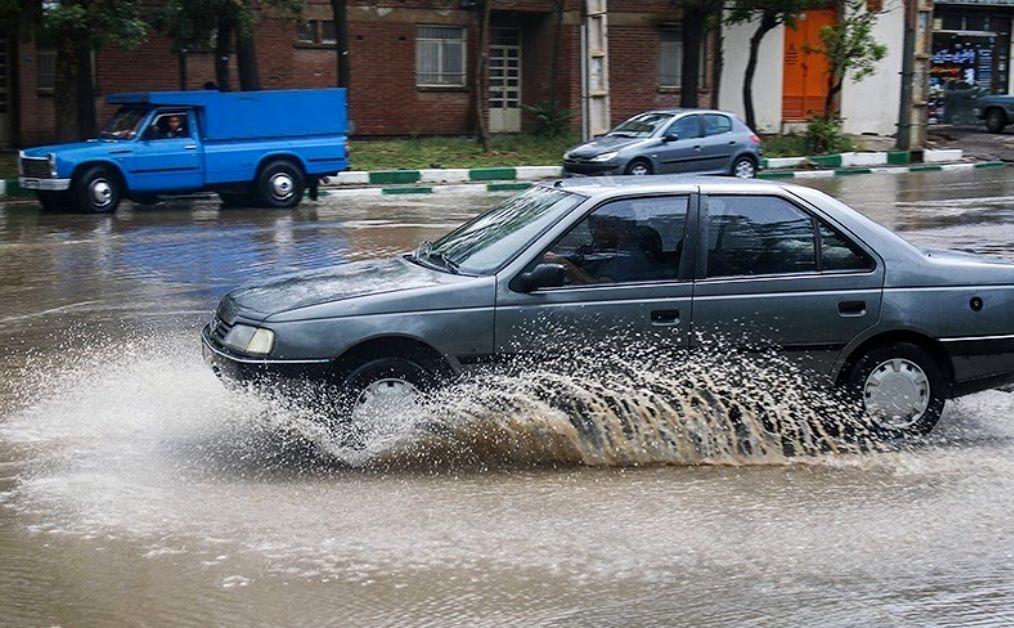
[163,115,188,139]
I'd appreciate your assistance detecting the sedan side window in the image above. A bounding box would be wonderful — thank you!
[666,115,702,140]
[544,196,689,285]
[819,224,875,271]
[703,114,732,136]
[706,196,816,277]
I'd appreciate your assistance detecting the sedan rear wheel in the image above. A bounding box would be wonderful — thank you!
[846,341,947,438]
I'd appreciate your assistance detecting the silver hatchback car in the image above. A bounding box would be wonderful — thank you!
[203,177,1014,438]
[563,109,763,179]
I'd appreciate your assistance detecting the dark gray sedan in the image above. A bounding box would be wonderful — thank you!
[562,109,762,178]
[203,177,1014,439]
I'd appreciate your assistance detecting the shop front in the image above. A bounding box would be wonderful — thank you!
[929,1,1013,124]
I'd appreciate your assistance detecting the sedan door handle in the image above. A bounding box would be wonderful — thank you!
[651,308,680,326]
[838,300,867,317]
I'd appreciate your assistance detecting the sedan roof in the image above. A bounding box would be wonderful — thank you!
[548,175,799,198]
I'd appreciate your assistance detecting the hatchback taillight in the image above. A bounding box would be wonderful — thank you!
[750,134,761,144]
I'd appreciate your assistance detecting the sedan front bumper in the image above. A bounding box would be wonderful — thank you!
[201,324,332,388]
[19,177,71,191]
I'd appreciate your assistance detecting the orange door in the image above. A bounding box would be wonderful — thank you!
[782,8,837,121]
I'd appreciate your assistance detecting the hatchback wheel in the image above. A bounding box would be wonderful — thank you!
[732,156,757,179]
[986,108,1007,134]
[625,160,653,176]
[846,342,947,438]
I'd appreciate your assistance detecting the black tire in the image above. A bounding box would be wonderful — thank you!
[330,354,443,443]
[986,108,1007,134]
[71,165,121,213]
[845,341,948,439]
[624,159,653,176]
[36,191,73,211]
[255,160,304,209]
[218,190,255,208]
[731,156,757,179]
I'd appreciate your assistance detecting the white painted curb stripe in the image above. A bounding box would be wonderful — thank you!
[516,166,563,179]
[924,149,963,163]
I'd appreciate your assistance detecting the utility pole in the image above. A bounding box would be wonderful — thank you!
[896,0,933,154]
[581,0,610,141]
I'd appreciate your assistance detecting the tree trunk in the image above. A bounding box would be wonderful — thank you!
[54,33,79,141]
[473,0,491,152]
[743,11,778,132]
[235,25,261,90]
[215,13,233,91]
[710,12,723,108]
[330,0,350,89]
[75,37,96,138]
[825,75,842,119]
[680,6,705,108]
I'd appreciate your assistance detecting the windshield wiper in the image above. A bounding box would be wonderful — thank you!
[411,240,459,274]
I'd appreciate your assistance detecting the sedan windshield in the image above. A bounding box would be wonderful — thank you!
[419,186,584,275]
[608,113,674,138]
[100,107,148,139]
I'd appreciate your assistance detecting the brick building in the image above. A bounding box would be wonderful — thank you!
[1,0,716,147]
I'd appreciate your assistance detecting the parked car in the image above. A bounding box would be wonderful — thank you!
[202,177,1014,439]
[562,109,762,179]
[17,88,349,213]
[974,94,1014,133]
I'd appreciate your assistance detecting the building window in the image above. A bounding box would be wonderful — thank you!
[37,47,57,94]
[417,25,466,87]
[658,28,706,89]
[297,20,336,45]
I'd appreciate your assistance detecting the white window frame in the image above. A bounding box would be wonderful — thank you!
[658,27,707,89]
[416,25,467,88]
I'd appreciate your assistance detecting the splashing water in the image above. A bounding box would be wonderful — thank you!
[0,332,884,477]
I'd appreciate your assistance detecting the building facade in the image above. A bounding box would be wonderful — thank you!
[3,0,721,147]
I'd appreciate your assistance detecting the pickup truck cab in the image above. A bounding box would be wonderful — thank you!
[18,88,349,212]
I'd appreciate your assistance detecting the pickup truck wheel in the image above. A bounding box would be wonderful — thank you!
[37,191,72,211]
[331,355,441,447]
[846,341,947,439]
[256,160,304,209]
[985,108,1007,133]
[73,165,121,213]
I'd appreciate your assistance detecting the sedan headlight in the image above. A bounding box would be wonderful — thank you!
[222,324,275,356]
[590,151,618,162]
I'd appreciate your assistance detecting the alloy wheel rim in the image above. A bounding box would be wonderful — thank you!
[735,160,755,179]
[352,378,420,423]
[269,173,295,200]
[863,358,931,430]
[90,179,113,207]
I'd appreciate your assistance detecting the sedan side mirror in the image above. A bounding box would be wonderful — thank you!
[519,263,566,292]
[662,133,679,143]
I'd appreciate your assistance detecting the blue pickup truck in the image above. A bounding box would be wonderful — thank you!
[17,88,349,212]
[975,93,1014,133]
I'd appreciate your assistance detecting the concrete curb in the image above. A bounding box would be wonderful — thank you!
[757,160,1005,180]
[333,165,563,186]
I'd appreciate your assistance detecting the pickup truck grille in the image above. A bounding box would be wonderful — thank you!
[20,157,52,179]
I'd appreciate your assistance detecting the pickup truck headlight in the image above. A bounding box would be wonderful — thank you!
[48,153,58,178]
[222,324,275,356]
[590,151,618,162]
[17,151,24,176]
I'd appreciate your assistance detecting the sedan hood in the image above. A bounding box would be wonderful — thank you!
[566,135,646,159]
[220,257,459,322]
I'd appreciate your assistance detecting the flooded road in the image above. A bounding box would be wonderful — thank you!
[2,170,1014,626]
